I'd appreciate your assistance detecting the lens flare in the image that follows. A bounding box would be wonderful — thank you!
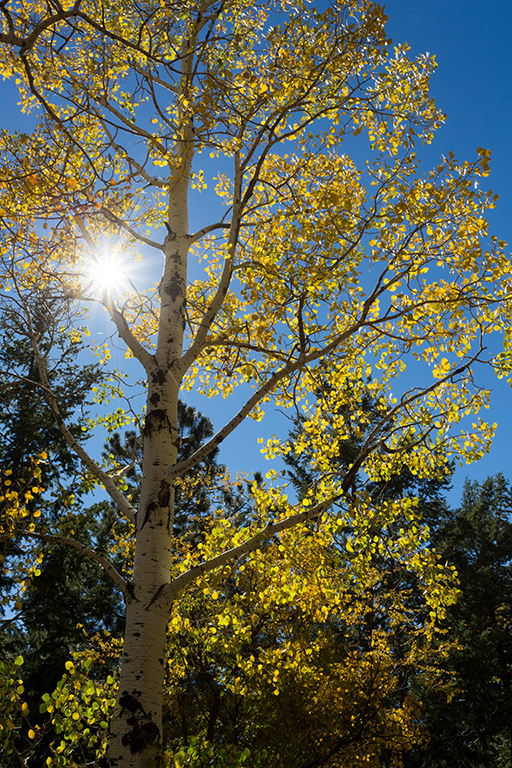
[89,254,126,293]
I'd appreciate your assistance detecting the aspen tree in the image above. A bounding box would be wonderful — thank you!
[0,1,511,765]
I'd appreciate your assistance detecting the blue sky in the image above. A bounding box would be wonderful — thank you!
[1,0,511,505]
[381,0,512,498]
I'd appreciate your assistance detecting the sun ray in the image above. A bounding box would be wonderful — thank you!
[88,253,127,294]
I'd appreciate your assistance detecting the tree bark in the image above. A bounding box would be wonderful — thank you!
[104,166,191,765]
[104,591,171,767]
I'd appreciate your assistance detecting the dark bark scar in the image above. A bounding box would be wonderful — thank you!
[157,479,171,508]
[143,408,171,437]
[151,368,167,385]
[120,693,160,755]
[164,276,184,300]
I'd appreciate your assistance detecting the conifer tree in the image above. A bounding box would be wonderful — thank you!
[403,475,512,768]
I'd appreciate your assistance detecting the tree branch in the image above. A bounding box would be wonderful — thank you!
[100,207,164,250]
[169,314,370,482]
[165,357,305,483]
[131,60,181,95]
[189,220,231,244]
[110,143,167,189]
[179,155,244,374]
[93,112,168,190]
[0,0,82,51]
[23,316,137,525]
[15,529,127,598]
[98,96,167,155]
[165,494,340,601]
[74,215,156,373]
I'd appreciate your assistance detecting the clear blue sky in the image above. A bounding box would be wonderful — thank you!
[381,0,512,498]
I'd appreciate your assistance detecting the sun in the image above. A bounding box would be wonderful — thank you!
[88,253,127,294]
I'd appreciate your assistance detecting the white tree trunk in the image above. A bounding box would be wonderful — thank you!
[105,591,171,767]
[104,181,191,765]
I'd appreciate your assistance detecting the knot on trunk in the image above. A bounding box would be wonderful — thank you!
[143,408,170,437]
[120,693,160,754]
[157,479,171,508]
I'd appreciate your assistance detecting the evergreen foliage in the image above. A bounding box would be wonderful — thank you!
[404,474,512,768]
